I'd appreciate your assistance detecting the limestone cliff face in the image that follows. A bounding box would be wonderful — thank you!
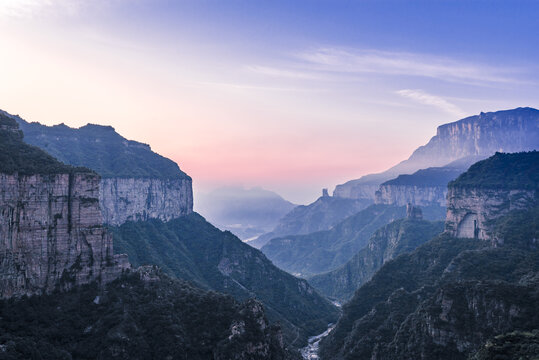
[6,111,194,226]
[100,177,193,225]
[0,172,129,298]
[375,185,447,206]
[334,107,539,200]
[445,187,535,241]
[333,183,380,200]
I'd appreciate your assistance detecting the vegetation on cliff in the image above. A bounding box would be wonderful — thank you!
[449,151,539,190]
[470,330,539,360]
[320,206,539,360]
[13,112,188,179]
[0,113,91,176]
[110,213,339,347]
[380,155,484,187]
[0,269,299,360]
[251,195,372,249]
[309,218,444,302]
[260,204,445,277]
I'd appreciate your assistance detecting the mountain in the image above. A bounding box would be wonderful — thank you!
[320,152,539,360]
[0,267,300,360]
[261,204,446,277]
[470,330,539,360]
[110,213,339,347]
[196,186,296,241]
[0,114,128,298]
[446,151,538,240]
[374,155,485,207]
[334,107,539,200]
[309,215,444,302]
[250,192,372,249]
[261,204,403,277]
[3,110,193,225]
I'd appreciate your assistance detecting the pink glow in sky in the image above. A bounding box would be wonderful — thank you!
[1,1,538,203]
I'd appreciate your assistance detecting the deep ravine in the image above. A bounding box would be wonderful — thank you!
[300,324,336,360]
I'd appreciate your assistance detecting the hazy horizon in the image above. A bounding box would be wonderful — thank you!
[2,0,538,203]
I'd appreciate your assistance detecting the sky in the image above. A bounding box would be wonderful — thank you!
[0,0,538,204]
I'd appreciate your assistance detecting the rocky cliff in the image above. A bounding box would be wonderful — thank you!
[334,107,539,200]
[5,110,193,225]
[376,184,447,206]
[0,115,128,298]
[100,177,193,225]
[374,156,484,207]
[445,152,538,241]
[319,152,539,360]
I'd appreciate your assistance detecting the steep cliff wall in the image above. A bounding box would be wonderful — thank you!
[445,187,535,241]
[0,113,128,298]
[100,177,193,225]
[375,184,447,206]
[445,152,538,241]
[0,172,129,298]
[6,110,193,226]
[334,107,539,200]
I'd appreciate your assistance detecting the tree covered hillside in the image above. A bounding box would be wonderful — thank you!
[9,111,188,179]
[110,213,339,347]
[0,268,299,360]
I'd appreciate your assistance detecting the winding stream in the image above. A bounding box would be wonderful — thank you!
[300,324,336,359]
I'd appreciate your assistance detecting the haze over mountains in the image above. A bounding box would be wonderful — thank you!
[0,106,538,360]
[0,109,338,350]
[334,108,539,200]
[196,186,296,240]
[258,108,538,283]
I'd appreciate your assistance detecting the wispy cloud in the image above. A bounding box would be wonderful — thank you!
[0,0,122,19]
[245,66,322,80]
[296,48,522,85]
[396,89,465,117]
[195,81,325,93]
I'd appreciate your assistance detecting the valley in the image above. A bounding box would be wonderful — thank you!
[0,106,537,360]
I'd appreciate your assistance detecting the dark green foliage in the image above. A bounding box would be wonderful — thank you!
[0,113,91,176]
[110,213,339,347]
[261,204,446,277]
[489,205,539,248]
[260,204,446,279]
[0,270,298,360]
[383,166,464,186]
[470,330,539,360]
[15,115,189,179]
[309,219,444,302]
[320,207,539,360]
[449,151,539,190]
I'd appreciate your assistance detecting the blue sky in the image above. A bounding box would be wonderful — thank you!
[0,0,538,203]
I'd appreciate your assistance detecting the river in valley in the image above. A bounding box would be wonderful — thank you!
[300,324,336,360]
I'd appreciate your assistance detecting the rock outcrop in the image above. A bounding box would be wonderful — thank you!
[335,107,539,200]
[6,110,193,226]
[376,184,447,206]
[0,116,128,298]
[445,187,535,240]
[374,156,484,207]
[445,152,538,242]
[406,203,423,220]
[100,177,193,225]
